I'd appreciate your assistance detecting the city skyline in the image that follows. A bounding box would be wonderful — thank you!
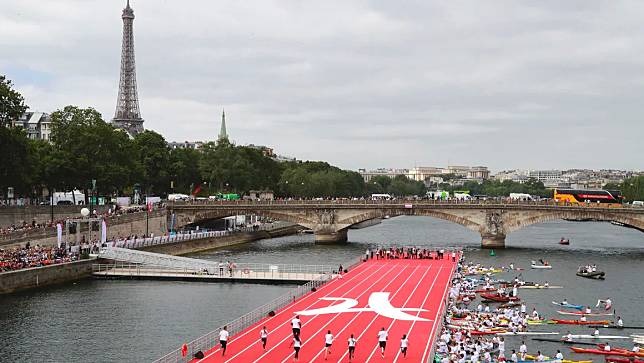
[2,1,643,171]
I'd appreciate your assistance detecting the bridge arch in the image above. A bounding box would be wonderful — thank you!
[503,210,644,234]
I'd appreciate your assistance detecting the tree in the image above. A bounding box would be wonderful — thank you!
[620,176,644,202]
[50,105,136,198]
[133,130,170,196]
[199,140,283,194]
[0,127,31,198]
[169,147,202,194]
[0,75,27,128]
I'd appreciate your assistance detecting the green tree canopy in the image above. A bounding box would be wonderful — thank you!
[133,130,170,195]
[0,75,27,128]
[50,105,136,198]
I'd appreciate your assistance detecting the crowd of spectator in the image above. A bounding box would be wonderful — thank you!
[0,243,78,272]
[0,203,164,237]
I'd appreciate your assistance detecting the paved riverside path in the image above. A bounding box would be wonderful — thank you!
[195,256,457,363]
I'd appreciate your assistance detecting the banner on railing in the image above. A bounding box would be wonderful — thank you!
[56,223,63,247]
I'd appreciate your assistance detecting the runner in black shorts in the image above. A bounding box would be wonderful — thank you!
[289,335,301,362]
[347,334,357,362]
[291,315,301,337]
[260,326,268,351]
[377,327,388,358]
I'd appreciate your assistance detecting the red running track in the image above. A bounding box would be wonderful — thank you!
[195,256,457,363]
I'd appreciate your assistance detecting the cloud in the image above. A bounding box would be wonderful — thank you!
[1,0,643,171]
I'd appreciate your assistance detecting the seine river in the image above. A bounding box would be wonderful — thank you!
[1,217,643,362]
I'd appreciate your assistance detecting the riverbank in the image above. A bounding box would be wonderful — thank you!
[0,258,99,294]
[0,223,303,295]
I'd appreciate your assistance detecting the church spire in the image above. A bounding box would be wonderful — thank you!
[218,108,228,142]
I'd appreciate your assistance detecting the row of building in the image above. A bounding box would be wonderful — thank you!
[358,166,490,184]
[358,166,641,189]
[494,169,642,189]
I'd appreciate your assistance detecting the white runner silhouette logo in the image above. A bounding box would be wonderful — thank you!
[295,292,430,321]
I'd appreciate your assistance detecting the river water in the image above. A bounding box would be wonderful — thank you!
[0,217,642,362]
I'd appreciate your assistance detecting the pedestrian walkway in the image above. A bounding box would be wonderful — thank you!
[181,256,458,363]
[93,263,333,284]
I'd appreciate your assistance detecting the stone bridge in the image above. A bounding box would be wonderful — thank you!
[168,201,644,248]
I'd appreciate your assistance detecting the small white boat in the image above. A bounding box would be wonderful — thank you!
[531,264,553,269]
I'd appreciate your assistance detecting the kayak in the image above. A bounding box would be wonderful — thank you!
[497,331,559,336]
[570,347,635,357]
[558,310,614,316]
[568,335,630,339]
[532,338,597,346]
[588,325,644,330]
[471,330,501,335]
[531,264,553,269]
[520,285,563,289]
[481,293,520,302]
[552,301,584,310]
[598,344,644,357]
[577,271,606,280]
[474,287,498,293]
[552,319,611,325]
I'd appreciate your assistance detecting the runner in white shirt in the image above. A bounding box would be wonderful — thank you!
[324,330,334,360]
[377,327,388,358]
[219,325,229,356]
[291,315,301,337]
[289,335,302,362]
[536,351,545,361]
[400,334,409,358]
[260,326,269,351]
[347,334,357,362]
[617,316,624,327]
[519,341,527,354]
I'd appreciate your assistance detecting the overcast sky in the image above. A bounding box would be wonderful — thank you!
[1,1,643,171]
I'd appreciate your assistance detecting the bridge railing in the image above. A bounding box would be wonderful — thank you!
[108,221,292,250]
[93,262,338,278]
[153,272,335,363]
[169,199,638,209]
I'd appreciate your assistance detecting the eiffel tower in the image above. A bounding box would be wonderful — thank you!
[112,0,144,136]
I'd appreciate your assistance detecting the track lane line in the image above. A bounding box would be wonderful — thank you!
[362,264,443,363]
[254,264,408,362]
[419,256,458,363]
[391,265,452,362]
[198,260,379,362]
[304,262,428,363]
[334,262,435,363]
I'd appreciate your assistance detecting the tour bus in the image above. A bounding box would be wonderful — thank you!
[554,189,624,206]
[371,193,392,200]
